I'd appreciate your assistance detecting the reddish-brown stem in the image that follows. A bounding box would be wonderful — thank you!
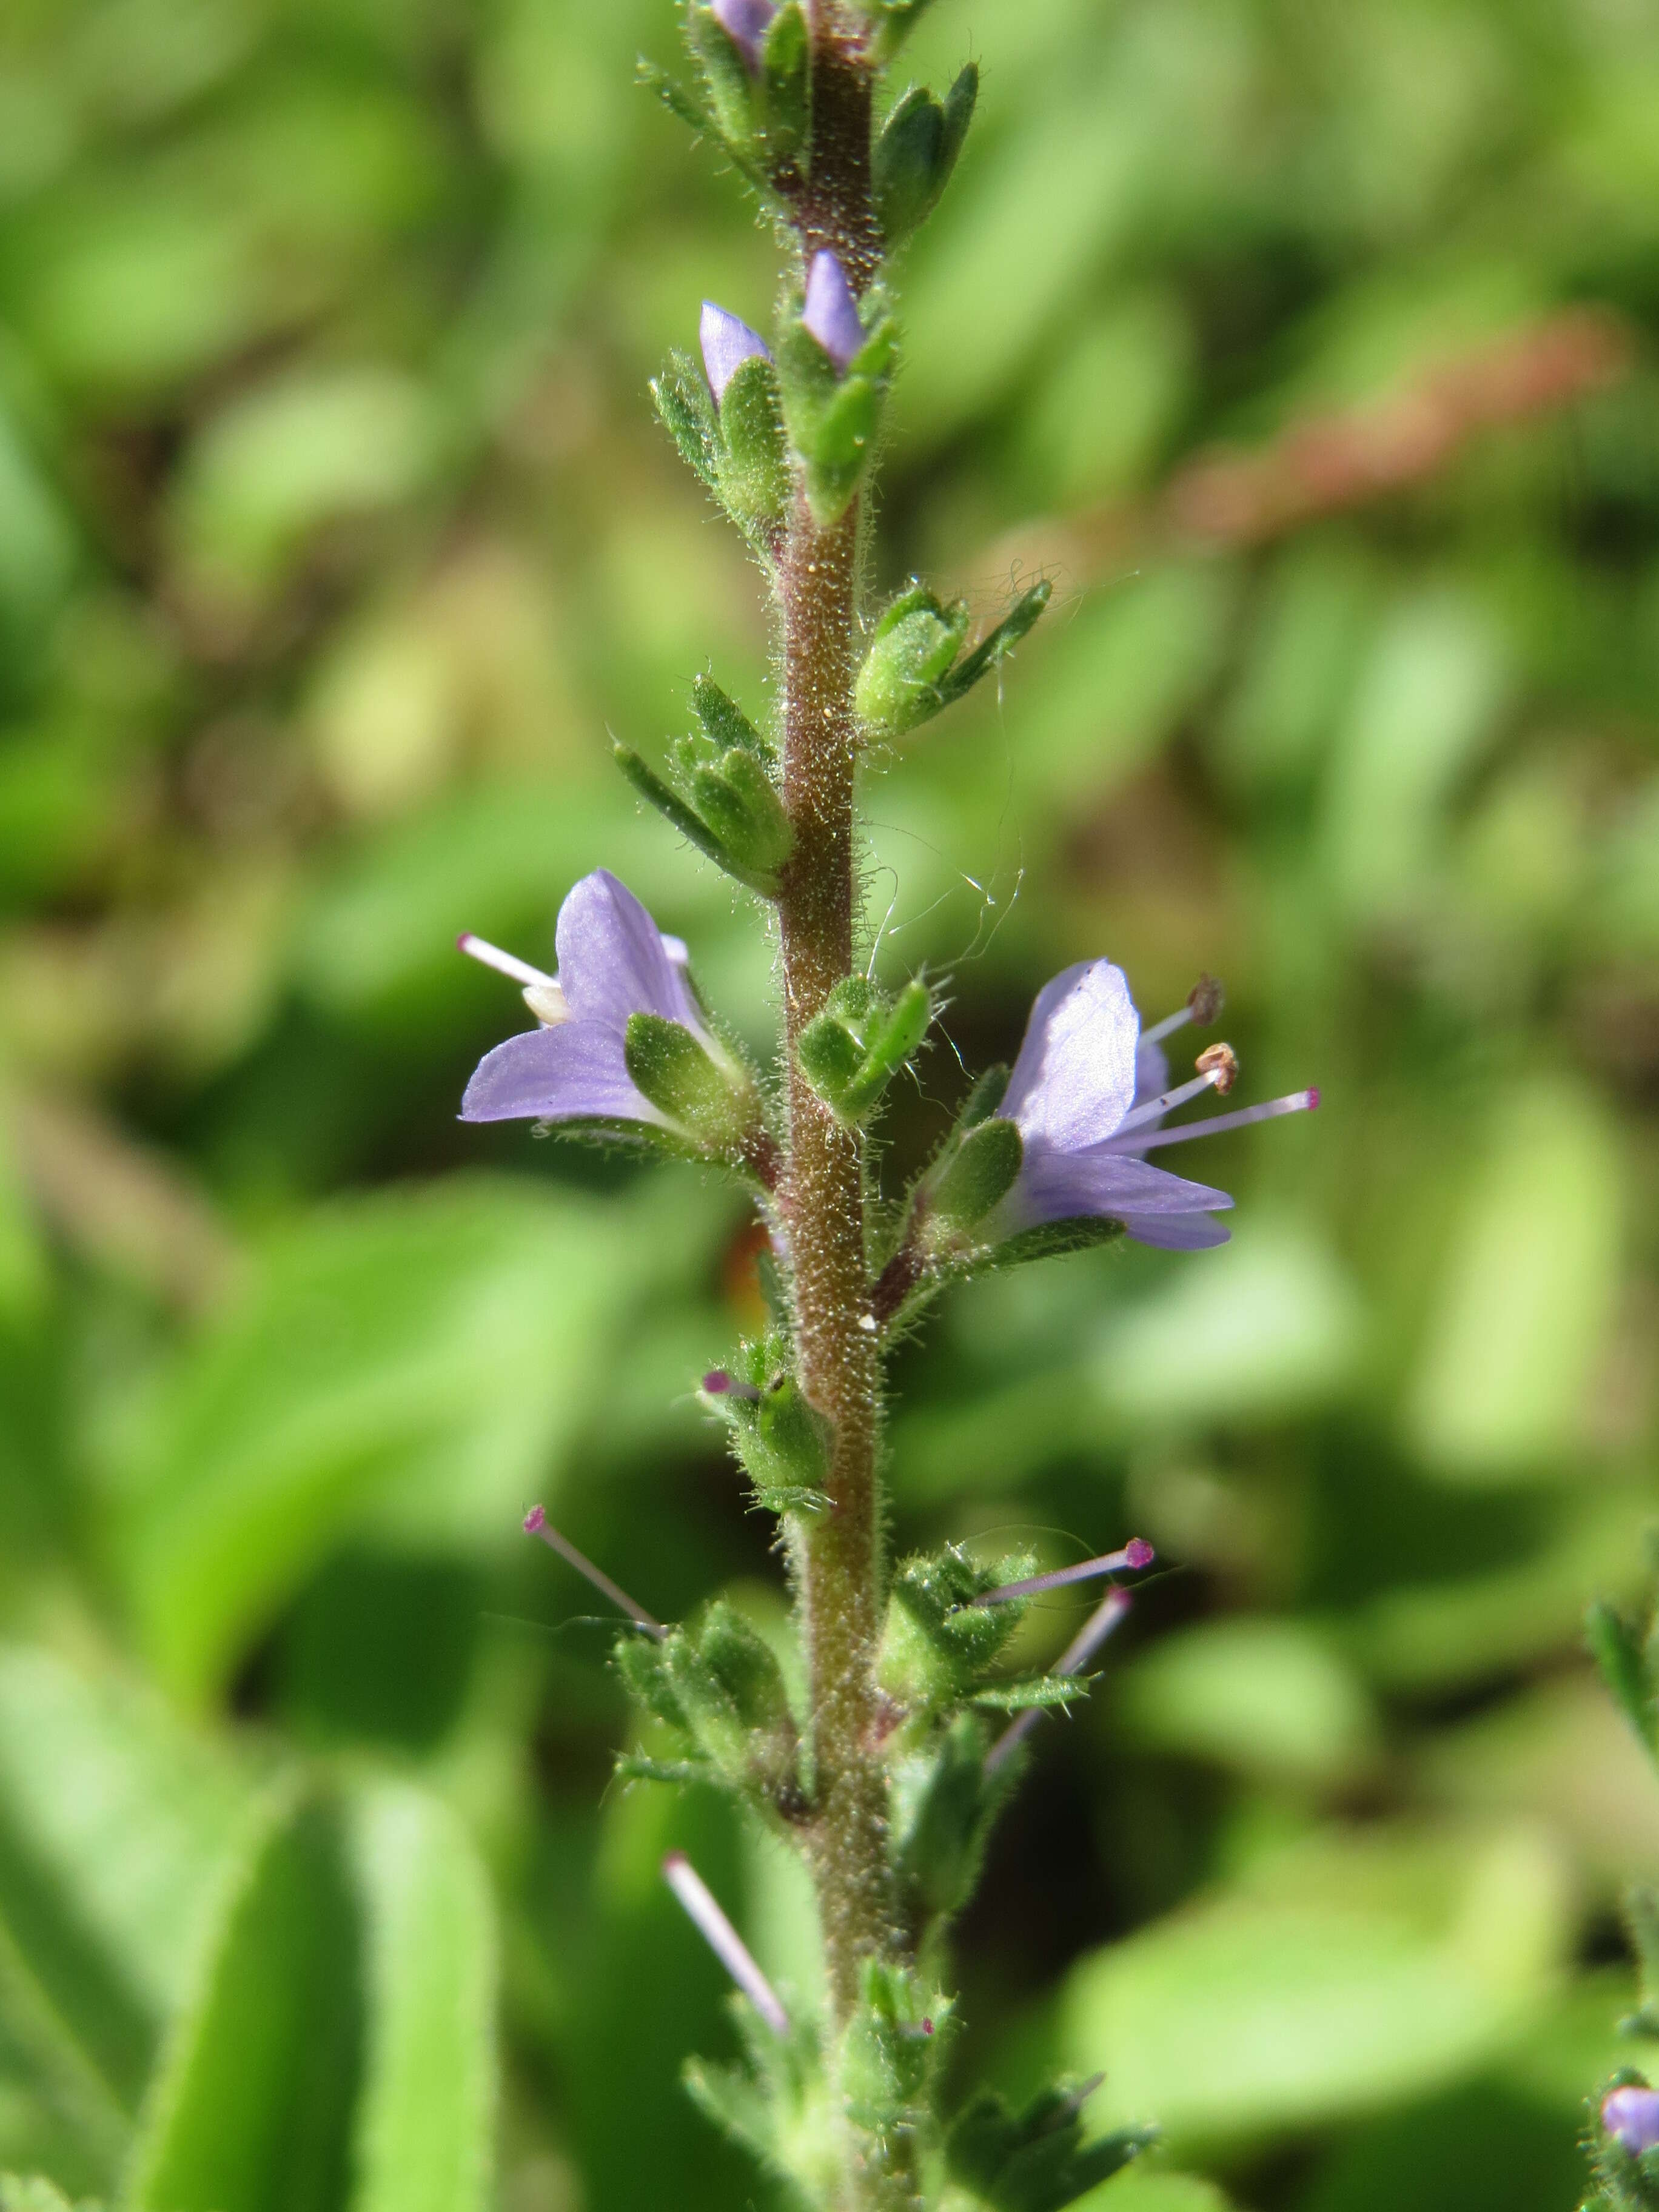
[774,12,890,2037]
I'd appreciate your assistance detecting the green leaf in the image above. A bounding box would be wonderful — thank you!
[614,740,783,893]
[937,580,1053,707]
[1093,1224,1362,1433]
[968,1675,1088,1714]
[1589,1600,1659,1760]
[0,1647,247,2143]
[862,0,942,61]
[947,2082,1150,2212]
[690,674,772,763]
[714,355,789,541]
[1406,1081,1624,1483]
[346,1783,496,2212]
[118,1178,667,1701]
[1061,1824,1571,2145]
[650,350,722,491]
[1116,1620,1381,1789]
[0,2180,101,2212]
[890,1714,1000,1927]
[127,1789,364,2212]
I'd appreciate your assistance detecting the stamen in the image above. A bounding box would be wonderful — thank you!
[1195,1042,1238,1094]
[1114,1065,1228,1135]
[1188,973,1224,1025]
[973,1538,1154,1607]
[662,1853,789,2035]
[458,934,554,990]
[523,1505,665,1637]
[522,983,571,1027]
[1142,973,1223,1044]
[985,1587,1133,1773]
[458,934,570,1026]
[1107,1088,1319,1153]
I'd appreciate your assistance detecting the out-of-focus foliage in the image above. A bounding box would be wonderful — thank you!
[0,0,1654,2206]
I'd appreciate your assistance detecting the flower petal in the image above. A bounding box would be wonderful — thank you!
[711,0,776,71]
[1134,1036,1170,1109]
[802,251,866,372]
[700,301,771,405]
[1004,1142,1232,1231]
[554,870,702,1034]
[1000,959,1140,1152]
[1121,1212,1232,1251]
[460,1023,663,1127]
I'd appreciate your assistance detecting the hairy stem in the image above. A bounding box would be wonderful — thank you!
[777,18,888,2034]
[780,486,886,2025]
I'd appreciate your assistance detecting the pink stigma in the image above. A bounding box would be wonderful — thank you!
[1307,1086,1321,1110]
[523,1504,547,1535]
[1124,1538,1155,1569]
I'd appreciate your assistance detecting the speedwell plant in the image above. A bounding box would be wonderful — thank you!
[459,5,1316,2207]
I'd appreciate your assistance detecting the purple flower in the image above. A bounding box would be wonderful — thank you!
[459,870,708,1131]
[711,0,776,72]
[991,960,1317,1252]
[700,301,771,406]
[802,250,866,372]
[1605,2086,1659,2155]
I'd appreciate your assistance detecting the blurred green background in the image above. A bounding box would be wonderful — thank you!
[0,0,1657,2205]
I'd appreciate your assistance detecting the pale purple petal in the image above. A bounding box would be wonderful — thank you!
[1133,1037,1170,1110]
[1002,1144,1232,1233]
[555,870,703,1036]
[1121,1212,1232,1252]
[700,302,771,406]
[1113,1034,1173,1155]
[460,1022,664,1127]
[711,0,776,71]
[1000,960,1139,1153]
[1606,2087,1659,2155]
[802,251,865,372]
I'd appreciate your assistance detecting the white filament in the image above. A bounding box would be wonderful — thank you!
[662,1855,789,2034]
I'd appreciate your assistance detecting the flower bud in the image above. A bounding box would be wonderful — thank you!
[802,251,866,372]
[702,1353,833,1515]
[666,1600,799,1797]
[1606,2086,1659,2156]
[797,975,933,1122]
[841,1958,946,2136]
[614,738,789,896]
[710,0,776,72]
[856,585,971,737]
[689,0,807,175]
[877,1546,1033,1712]
[685,745,795,876]
[700,301,770,404]
[873,65,977,245]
